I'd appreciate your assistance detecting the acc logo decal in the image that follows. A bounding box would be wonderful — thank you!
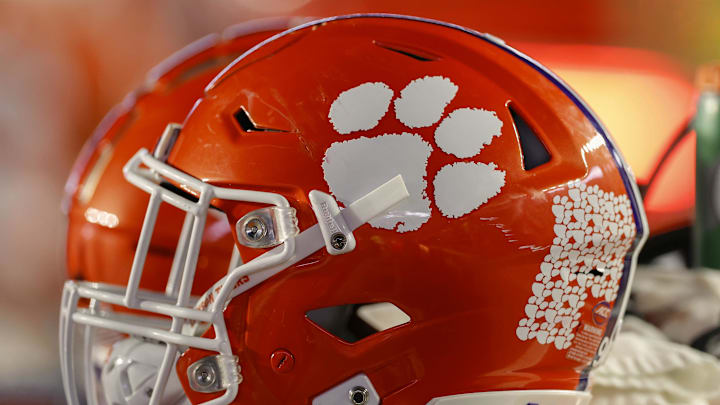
[323,76,505,232]
[592,301,612,326]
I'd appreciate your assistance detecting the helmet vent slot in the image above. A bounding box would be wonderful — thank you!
[373,40,440,62]
[233,107,288,133]
[509,105,551,170]
[306,302,410,343]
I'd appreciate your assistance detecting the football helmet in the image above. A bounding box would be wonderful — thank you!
[61,14,647,405]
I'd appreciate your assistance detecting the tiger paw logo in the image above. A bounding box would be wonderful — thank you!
[322,76,505,232]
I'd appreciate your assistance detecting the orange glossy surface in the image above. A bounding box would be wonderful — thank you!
[170,16,642,403]
[64,21,291,293]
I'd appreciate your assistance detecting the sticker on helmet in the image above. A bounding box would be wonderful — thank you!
[323,76,506,232]
[516,183,635,350]
[329,82,394,134]
[394,76,457,128]
[592,301,612,326]
[435,108,503,158]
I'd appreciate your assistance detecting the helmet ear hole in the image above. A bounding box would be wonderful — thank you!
[509,104,551,170]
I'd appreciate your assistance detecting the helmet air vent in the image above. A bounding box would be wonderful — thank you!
[373,40,440,62]
[233,107,288,133]
[509,104,551,170]
[306,302,411,343]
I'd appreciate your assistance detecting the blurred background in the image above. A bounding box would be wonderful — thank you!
[1,0,719,403]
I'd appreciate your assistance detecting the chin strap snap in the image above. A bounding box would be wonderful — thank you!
[309,190,356,255]
[309,174,409,256]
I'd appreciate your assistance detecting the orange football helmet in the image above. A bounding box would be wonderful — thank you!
[61,14,647,405]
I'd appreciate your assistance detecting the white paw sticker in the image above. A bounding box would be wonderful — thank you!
[433,162,505,219]
[323,133,433,232]
[435,108,503,158]
[323,76,506,232]
[394,76,458,128]
[515,182,635,350]
[329,82,394,134]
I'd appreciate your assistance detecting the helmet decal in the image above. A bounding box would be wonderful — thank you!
[322,75,507,232]
[516,182,635,354]
[434,107,503,159]
[323,133,433,232]
[329,82,393,134]
[393,76,457,128]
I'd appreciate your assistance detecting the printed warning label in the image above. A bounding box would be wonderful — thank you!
[566,322,603,364]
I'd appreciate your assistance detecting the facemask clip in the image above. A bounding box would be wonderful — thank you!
[235,206,299,249]
[187,354,242,393]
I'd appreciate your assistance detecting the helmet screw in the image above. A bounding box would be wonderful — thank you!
[244,217,267,241]
[330,232,347,250]
[270,349,295,374]
[349,386,369,404]
[193,363,217,389]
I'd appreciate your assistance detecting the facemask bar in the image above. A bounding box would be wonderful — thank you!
[60,147,410,405]
[60,147,297,405]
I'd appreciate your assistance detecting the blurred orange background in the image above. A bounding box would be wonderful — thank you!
[0,0,718,402]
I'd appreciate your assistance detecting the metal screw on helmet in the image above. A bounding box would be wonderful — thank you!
[270,349,295,374]
[330,232,347,250]
[193,363,217,389]
[349,386,369,405]
[187,354,242,393]
[244,217,267,241]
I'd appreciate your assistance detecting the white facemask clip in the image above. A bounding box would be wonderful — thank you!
[235,206,299,249]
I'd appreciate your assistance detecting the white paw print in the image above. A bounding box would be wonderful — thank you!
[515,182,635,350]
[323,76,506,232]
